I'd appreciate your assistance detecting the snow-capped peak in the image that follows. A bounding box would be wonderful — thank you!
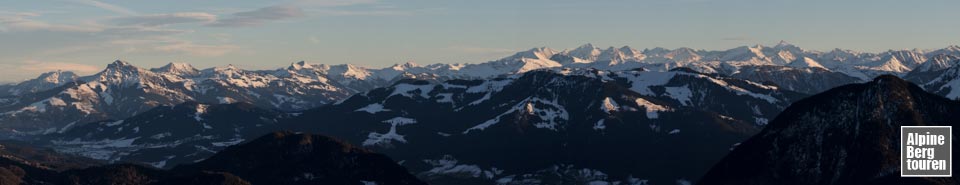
[469,47,564,74]
[577,43,595,49]
[642,47,671,57]
[914,54,960,73]
[328,64,372,80]
[102,60,144,74]
[598,47,621,59]
[37,70,78,84]
[719,46,768,63]
[820,48,868,64]
[111,59,130,65]
[390,62,420,70]
[948,45,960,51]
[788,57,826,69]
[217,64,240,71]
[882,50,927,68]
[864,56,910,73]
[214,64,242,72]
[617,46,644,59]
[505,47,558,61]
[565,43,601,62]
[153,62,199,76]
[773,40,803,53]
[86,60,157,88]
[288,61,313,70]
[104,60,137,71]
[927,45,960,58]
[664,47,701,63]
[589,46,645,66]
[207,64,247,78]
[776,40,791,47]
[929,54,960,63]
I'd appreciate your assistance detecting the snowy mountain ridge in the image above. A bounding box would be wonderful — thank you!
[2,42,960,137]
[5,42,959,93]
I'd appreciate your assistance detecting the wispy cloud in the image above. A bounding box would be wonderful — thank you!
[0,11,230,60]
[0,12,190,36]
[0,13,100,32]
[18,60,102,74]
[70,0,137,15]
[99,26,189,37]
[207,0,409,27]
[292,0,379,7]
[208,6,305,27]
[103,36,237,57]
[304,0,421,16]
[111,12,217,27]
[0,59,103,82]
[0,60,101,79]
[153,40,238,57]
[211,33,232,42]
[310,9,413,16]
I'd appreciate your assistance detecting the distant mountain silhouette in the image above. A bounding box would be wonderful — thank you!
[173,131,426,185]
[0,131,425,185]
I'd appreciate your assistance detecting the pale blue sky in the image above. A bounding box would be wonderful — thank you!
[1,0,958,81]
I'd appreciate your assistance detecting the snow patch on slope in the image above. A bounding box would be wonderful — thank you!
[356,103,389,114]
[601,97,619,113]
[634,98,670,119]
[363,117,417,147]
[464,97,569,133]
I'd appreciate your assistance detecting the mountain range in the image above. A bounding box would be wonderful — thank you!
[3,43,959,136]
[280,68,803,184]
[2,42,960,184]
[2,43,957,136]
